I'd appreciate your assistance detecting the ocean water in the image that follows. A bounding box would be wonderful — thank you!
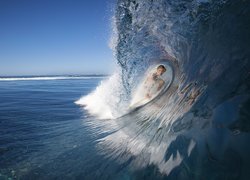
[1,0,250,179]
[76,0,250,179]
[0,77,127,179]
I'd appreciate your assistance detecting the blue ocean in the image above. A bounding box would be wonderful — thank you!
[0,76,124,179]
[1,0,250,179]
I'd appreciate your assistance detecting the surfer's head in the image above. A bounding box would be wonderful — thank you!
[156,65,166,76]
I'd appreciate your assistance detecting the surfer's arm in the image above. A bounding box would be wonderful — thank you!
[145,78,152,99]
[157,80,165,91]
[144,73,158,98]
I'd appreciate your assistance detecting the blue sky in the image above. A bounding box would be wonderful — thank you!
[0,0,116,76]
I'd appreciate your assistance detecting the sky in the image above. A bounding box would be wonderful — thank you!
[0,0,116,76]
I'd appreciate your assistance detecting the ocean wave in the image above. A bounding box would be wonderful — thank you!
[77,0,250,178]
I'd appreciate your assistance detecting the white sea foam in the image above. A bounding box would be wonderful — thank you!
[75,71,128,119]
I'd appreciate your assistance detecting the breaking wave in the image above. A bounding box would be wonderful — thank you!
[77,0,250,178]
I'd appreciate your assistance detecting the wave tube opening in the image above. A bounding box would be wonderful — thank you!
[129,61,175,110]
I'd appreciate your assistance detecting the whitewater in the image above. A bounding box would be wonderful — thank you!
[76,0,250,179]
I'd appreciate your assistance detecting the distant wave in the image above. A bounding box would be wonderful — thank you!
[0,76,106,81]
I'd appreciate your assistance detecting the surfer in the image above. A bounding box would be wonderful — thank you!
[144,65,167,99]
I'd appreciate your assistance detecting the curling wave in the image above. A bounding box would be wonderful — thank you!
[77,0,250,178]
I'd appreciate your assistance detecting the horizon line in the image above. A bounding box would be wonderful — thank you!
[0,73,110,78]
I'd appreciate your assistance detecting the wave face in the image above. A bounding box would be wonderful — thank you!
[78,0,250,178]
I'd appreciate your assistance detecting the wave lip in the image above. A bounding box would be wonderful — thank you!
[0,75,106,81]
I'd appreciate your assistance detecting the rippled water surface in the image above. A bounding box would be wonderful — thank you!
[0,78,121,179]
